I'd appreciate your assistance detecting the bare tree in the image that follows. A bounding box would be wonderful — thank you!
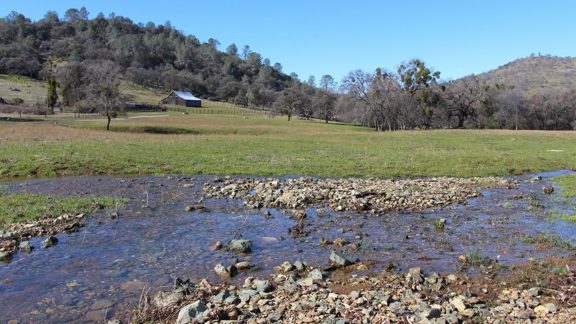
[342,69,414,131]
[85,61,123,130]
[441,77,485,128]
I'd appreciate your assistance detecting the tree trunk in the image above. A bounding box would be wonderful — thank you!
[457,115,465,128]
[106,113,111,130]
[287,113,291,121]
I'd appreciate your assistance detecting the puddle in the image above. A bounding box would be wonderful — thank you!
[0,171,575,322]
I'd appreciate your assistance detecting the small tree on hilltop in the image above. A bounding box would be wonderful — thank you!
[85,61,123,130]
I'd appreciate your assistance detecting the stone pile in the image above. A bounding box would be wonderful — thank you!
[203,177,516,213]
[0,213,85,260]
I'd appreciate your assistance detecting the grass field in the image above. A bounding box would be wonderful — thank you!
[1,74,575,180]
[554,174,576,198]
[1,110,575,179]
[0,74,46,105]
[0,193,123,228]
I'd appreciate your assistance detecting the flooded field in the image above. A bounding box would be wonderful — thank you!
[0,171,575,322]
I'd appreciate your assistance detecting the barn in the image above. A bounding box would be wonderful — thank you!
[160,91,202,107]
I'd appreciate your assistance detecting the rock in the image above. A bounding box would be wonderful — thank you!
[542,186,554,194]
[356,264,369,271]
[90,299,114,310]
[425,272,440,284]
[107,320,121,324]
[406,267,423,285]
[295,210,307,219]
[42,235,58,248]
[243,277,254,288]
[527,287,540,297]
[173,278,195,295]
[280,261,294,272]
[228,239,252,253]
[254,279,273,292]
[184,205,208,212]
[259,236,279,245]
[293,260,306,271]
[214,263,227,276]
[446,274,457,282]
[235,261,252,270]
[334,237,347,247]
[282,281,298,292]
[214,264,238,278]
[329,251,352,267]
[153,291,183,307]
[297,277,314,287]
[239,289,258,303]
[308,268,324,280]
[0,251,12,262]
[422,307,442,319]
[176,300,206,324]
[530,176,542,182]
[450,296,467,312]
[19,241,32,253]
[211,290,230,304]
[267,312,282,321]
[224,295,239,305]
[544,303,558,313]
[212,241,222,250]
[534,305,549,317]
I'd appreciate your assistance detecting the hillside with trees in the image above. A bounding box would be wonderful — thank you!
[337,55,576,131]
[0,8,295,108]
[1,9,575,131]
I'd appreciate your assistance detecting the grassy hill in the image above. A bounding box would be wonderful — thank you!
[474,55,576,95]
[0,74,46,105]
[0,74,266,117]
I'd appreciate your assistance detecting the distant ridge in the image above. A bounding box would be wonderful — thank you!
[471,55,576,95]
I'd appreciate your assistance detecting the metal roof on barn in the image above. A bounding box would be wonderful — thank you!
[173,91,201,101]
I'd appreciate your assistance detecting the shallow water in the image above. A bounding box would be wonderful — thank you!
[0,171,575,322]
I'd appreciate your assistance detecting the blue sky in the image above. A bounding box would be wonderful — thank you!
[2,1,575,83]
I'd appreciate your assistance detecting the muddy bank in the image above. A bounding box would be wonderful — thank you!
[0,171,574,322]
